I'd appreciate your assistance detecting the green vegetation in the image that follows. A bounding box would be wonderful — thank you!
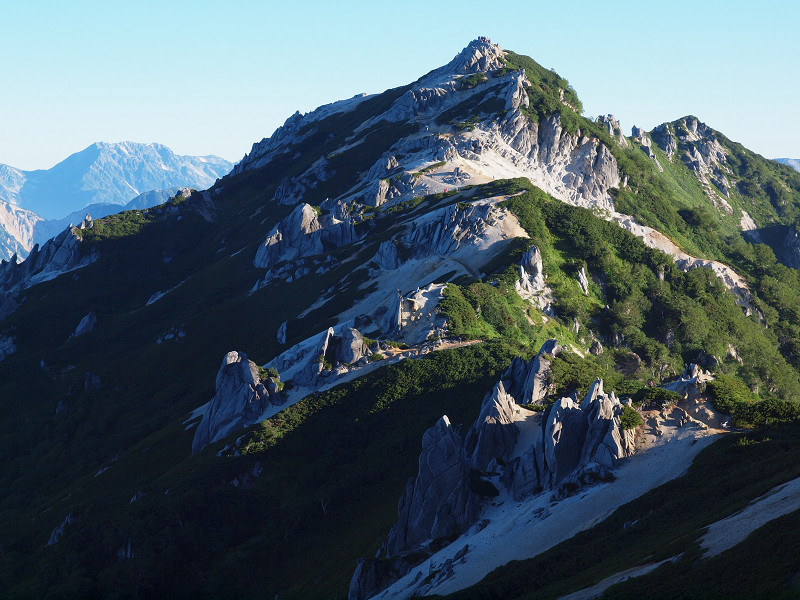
[500,50,583,133]
[458,72,487,90]
[415,160,447,176]
[620,405,642,430]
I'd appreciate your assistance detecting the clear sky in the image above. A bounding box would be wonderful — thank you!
[2,0,798,170]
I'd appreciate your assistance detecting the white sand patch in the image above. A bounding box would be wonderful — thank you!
[374,409,724,599]
[700,475,800,558]
[557,556,680,600]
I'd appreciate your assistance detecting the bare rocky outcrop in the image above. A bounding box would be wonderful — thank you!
[70,312,97,339]
[505,379,636,500]
[464,381,518,470]
[632,125,663,171]
[651,117,733,210]
[265,327,336,389]
[192,351,281,454]
[0,334,16,362]
[577,266,589,295]
[254,203,360,269]
[515,245,544,296]
[47,511,77,546]
[597,115,628,148]
[0,225,94,321]
[503,338,562,406]
[337,327,368,365]
[384,416,481,556]
[379,284,448,345]
[373,240,402,270]
[663,363,713,401]
[783,225,800,268]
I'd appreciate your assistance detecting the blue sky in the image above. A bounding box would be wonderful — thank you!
[2,0,797,170]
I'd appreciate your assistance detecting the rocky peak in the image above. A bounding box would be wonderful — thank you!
[444,37,505,76]
[652,117,732,208]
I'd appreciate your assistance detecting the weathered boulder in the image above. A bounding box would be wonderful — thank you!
[337,328,367,365]
[70,312,97,338]
[192,351,272,454]
[577,266,589,295]
[373,240,402,270]
[517,339,561,405]
[385,416,480,556]
[464,381,517,470]
[515,245,545,297]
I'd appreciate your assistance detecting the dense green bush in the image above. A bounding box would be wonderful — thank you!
[620,405,642,430]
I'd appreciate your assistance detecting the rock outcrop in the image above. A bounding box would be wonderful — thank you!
[70,312,97,338]
[632,125,663,171]
[464,381,518,470]
[0,334,15,362]
[192,351,281,454]
[577,266,589,295]
[515,245,544,296]
[254,203,361,269]
[337,327,368,365]
[265,327,336,389]
[505,379,635,500]
[503,338,561,406]
[0,225,94,321]
[663,363,713,401]
[783,225,800,268]
[652,117,733,209]
[384,416,481,556]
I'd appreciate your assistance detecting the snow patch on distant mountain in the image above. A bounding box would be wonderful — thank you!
[0,143,231,261]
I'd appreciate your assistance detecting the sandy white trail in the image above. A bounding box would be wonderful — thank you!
[556,474,800,600]
[556,557,679,600]
[700,475,800,558]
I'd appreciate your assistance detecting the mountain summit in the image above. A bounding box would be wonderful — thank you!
[2,38,800,600]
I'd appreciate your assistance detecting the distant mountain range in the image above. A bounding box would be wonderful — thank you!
[775,157,800,173]
[0,142,232,260]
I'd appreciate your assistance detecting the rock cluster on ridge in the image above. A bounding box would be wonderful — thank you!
[0,224,94,320]
[349,340,639,599]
